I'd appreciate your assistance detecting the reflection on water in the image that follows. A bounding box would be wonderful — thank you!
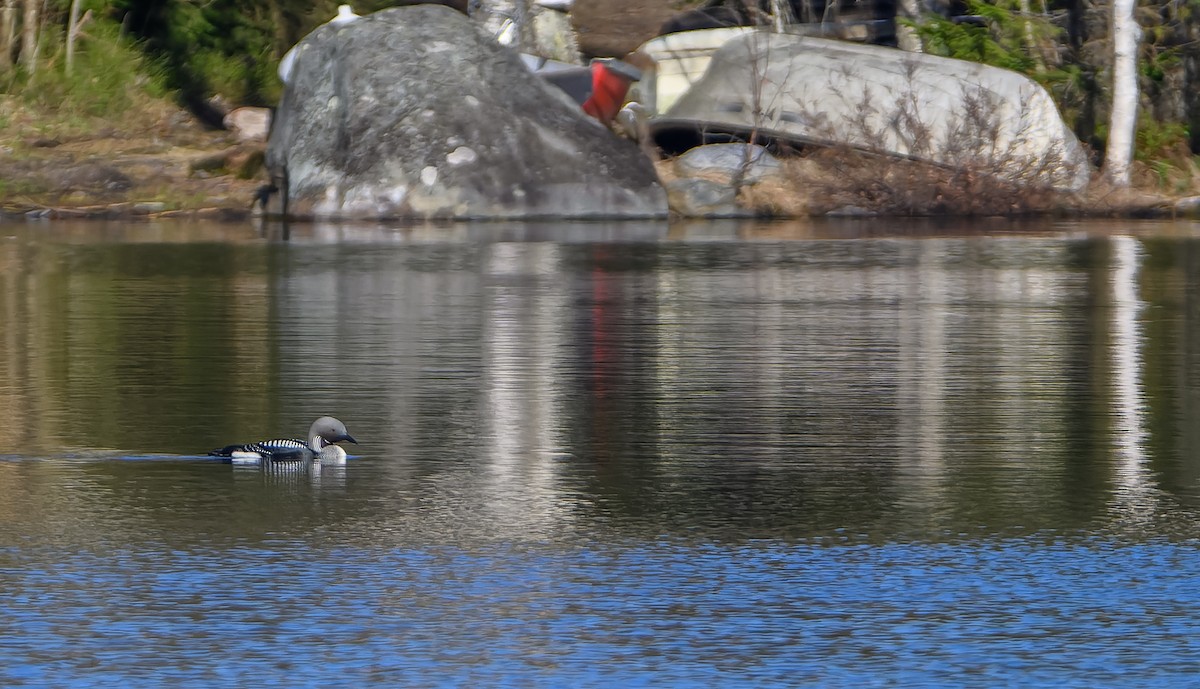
[1109,235,1154,528]
[3,218,1200,686]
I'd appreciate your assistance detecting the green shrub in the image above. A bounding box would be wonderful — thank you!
[1134,118,1188,162]
[10,19,169,119]
[910,0,1068,86]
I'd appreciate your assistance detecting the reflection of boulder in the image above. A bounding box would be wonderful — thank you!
[266,5,666,221]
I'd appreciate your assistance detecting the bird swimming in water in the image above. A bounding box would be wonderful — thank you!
[208,417,358,465]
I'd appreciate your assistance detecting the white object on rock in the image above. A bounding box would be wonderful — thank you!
[331,4,359,24]
[279,5,360,85]
[420,166,438,186]
[446,146,478,166]
[615,102,649,141]
[495,18,517,46]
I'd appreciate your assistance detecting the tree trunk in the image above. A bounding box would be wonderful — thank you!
[0,1,15,70]
[1104,0,1141,186]
[268,0,285,61]
[1018,0,1045,73]
[769,0,794,32]
[19,0,35,73]
[1185,7,1200,153]
[1066,0,1085,50]
[895,0,922,53]
[65,0,82,73]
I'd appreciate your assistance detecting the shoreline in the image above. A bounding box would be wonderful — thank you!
[1,106,1193,224]
[2,189,1191,223]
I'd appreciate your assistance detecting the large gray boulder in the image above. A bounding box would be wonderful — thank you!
[266,5,666,220]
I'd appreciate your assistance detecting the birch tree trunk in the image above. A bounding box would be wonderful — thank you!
[19,0,36,73]
[65,0,82,73]
[769,0,795,32]
[0,1,15,70]
[1104,0,1140,186]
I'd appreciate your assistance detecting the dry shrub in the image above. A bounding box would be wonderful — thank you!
[1078,172,1173,216]
[738,146,1072,216]
[653,158,679,185]
[736,158,820,216]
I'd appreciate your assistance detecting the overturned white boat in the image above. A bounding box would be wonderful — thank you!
[644,31,1091,192]
[632,27,756,115]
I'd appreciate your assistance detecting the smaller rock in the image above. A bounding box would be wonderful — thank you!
[1175,196,1200,216]
[133,202,167,213]
[675,143,782,186]
[665,178,751,218]
[223,107,272,143]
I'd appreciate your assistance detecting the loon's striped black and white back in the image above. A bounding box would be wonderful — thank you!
[209,437,311,462]
[208,417,358,464]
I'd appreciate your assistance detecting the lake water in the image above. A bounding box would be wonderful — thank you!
[3,217,1200,687]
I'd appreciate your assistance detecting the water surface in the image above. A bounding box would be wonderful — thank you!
[3,218,1200,687]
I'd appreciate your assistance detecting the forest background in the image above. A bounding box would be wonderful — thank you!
[0,0,1196,196]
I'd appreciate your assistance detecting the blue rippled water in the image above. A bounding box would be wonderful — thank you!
[3,219,1200,686]
[5,538,1200,687]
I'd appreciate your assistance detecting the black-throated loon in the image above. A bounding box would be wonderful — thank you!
[208,416,358,465]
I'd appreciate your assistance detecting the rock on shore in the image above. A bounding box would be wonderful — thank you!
[265,4,667,221]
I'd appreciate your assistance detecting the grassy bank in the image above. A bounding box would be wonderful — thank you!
[0,15,263,217]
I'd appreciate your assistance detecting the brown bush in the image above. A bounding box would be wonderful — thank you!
[736,147,1073,217]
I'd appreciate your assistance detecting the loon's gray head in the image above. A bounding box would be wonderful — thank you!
[308,416,357,450]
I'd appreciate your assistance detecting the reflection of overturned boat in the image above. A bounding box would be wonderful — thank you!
[638,31,1091,192]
